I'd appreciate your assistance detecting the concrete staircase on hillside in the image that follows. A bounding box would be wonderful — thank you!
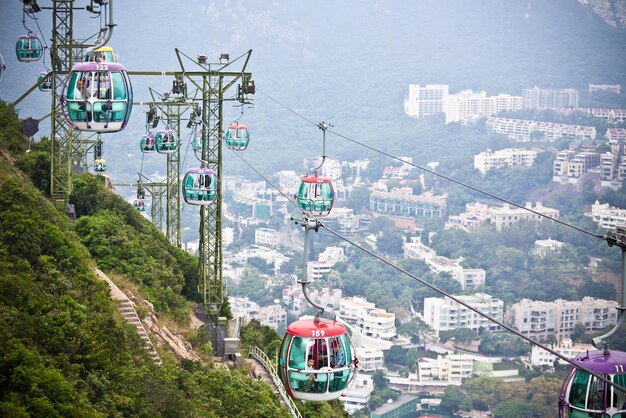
[94,269,162,366]
[118,300,162,366]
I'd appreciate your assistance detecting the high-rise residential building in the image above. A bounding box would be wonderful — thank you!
[405,85,522,123]
[404,84,449,118]
[522,87,580,110]
[423,293,503,333]
[445,90,523,124]
[509,297,618,341]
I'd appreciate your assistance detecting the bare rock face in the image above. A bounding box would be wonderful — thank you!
[140,300,202,362]
[579,0,626,29]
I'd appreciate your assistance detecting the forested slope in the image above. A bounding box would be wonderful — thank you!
[0,101,290,417]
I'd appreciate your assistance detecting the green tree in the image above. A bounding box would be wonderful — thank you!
[493,400,543,418]
[441,385,471,414]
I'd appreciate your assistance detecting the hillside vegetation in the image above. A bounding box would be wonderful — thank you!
[0,102,290,417]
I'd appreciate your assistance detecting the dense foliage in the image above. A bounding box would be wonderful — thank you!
[70,174,200,323]
[440,375,561,417]
[0,105,292,417]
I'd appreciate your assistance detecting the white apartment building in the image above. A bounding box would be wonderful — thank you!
[490,202,559,231]
[228,296,287,331]
[341,373,373,415]
[404,84,449,118]
[354,347,385,371]
[445,90,523,124]
[474,148,538,175]
[416,354,474,383]
[530,338,595,367]
[509,297,619,341]
[453,269,486,290]
[423,293,503,334]
[339,297,397,340]
[588,201,626,230]
[255,227,278,247]
[522,87,580,110]
[445,202,491,232]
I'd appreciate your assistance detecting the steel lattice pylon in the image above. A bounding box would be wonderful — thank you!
[50,0,79,210]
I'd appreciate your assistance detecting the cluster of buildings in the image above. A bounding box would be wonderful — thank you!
[551,136,626,187]
[404,84,523,124]
[405,83,625,128]
[445,201,560,232]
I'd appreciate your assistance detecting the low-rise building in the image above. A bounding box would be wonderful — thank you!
[530,338,595,367]
[255,227,278,247]
[589,83,621,95]
[370,189,447,218]
[490,202,559,231]
[474,148,538,175]
[531,238,564,258]
[588,200,626,230]
[486,117,596,142]
[423,293,503,333]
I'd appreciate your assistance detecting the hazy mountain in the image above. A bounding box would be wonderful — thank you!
[1,0,625,188]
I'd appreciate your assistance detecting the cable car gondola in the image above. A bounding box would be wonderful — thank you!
[182,167,217,205]
[133,199,145,212]
[192,131,204,152]
[16,32,43,62]
[94,158,106,173]
[224,122,250,150]
[83,46,117,63]
[278,318,357,401]
[559,350,626,417]
[38,72,52,92]
[140,133,156,153]
[62,61,133,133]
[295,175,334,217]
[155,129,178,154]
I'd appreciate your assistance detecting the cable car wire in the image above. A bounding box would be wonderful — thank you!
[231,129,626,395]
[319,222,625,394]
[256,88,605,241]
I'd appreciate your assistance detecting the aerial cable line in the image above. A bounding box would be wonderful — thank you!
[230,128,626,395]
[257,88,604,241]
[319,222,626,395]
